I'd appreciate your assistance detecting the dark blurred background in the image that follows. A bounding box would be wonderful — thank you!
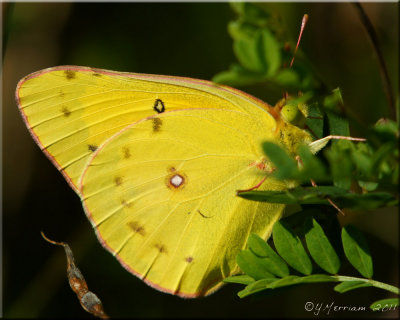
[3,2,398,318]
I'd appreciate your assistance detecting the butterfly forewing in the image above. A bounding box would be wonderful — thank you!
[16,66,273,193]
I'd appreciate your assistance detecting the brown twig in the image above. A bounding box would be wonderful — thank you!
[353,2,396,120]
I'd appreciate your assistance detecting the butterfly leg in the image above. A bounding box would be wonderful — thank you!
[295,155,345,216]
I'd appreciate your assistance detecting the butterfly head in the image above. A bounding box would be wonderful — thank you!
[274,96,309,127]
[271,97,313,155]
[280,102,307,128]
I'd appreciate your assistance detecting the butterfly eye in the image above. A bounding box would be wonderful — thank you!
[280,103,306,127]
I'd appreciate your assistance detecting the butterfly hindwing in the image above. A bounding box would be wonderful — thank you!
[81,109,286,297]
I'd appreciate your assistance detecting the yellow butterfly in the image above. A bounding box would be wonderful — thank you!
[16,66,313,297]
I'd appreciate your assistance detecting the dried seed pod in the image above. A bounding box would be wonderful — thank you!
[41,232,109,319]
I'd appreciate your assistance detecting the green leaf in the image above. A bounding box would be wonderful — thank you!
[274,69,300,87]
[371,143,397,175]
[239,189,298,204]
[272,221,313,275]
[239,186,342,205]
[236,250,276,280]
[342,225,373,278]
[259,28,281,77]
[223,274,255,285]
[292,274,337,284]
[370,298,400,311]
[247,233,289,277]
[358,180,379,192]
[326,111,350,137]
[351,147,372,176]
[297,145,329,182]
[264,275,300,289]
[305,103,324,139]
[268,274,337,290]
[334,281,372,293]
[234,35,265,73]
[262,142,298,179]
[239,186,397,209]
[238,278,277,298]
[323,89,350,138]
[239,274,338,298]
[230,2,269,27]
[373,118,399,142]
[239,186,345,204]
[304,218,340,274]
[228,20,256,41]
[326,141,354,190]
[337,191,398,209]
[229,22,267,73]
[323,88,345,113]
[247,233,270,257]
[212,63,266,86]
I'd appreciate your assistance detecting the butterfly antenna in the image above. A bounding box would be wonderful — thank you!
[290,14,308,68]
[281,14,309,104]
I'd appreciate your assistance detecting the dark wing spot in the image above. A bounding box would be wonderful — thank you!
[167,166,176,172]
[185,256,193,263]
[61,106,71,117]
[114,176,123,186]
[127,221,145,236]
[198,210,211,218]
[88,144,98,152]
[64,70,76,80]
[121,200,132,208]
[152,118,162,132]
[123,147,131,159]
[92,73,102,77]
[154,243,167,254]
[153,99,165,113]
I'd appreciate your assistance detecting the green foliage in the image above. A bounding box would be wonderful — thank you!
[341,225,373,278]
[334,281,372,293]
[240,109,398,209]
[247,233,289,277]
[236,250,276,280]
[272,221,312,275]
[217,2,399,203]
[304,217,340,274]
[213,3,317,93]
[226,221,399,305]
[240,186,397,210]
[216,2,398,309]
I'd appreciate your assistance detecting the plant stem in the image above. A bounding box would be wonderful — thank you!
[353,3,396,120]
[334,275,400,295]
